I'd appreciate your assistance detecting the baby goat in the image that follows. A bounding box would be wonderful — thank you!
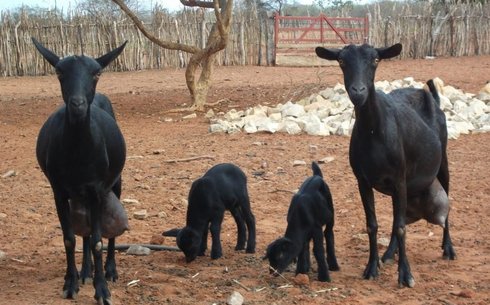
[265,162,339,282]
[316,43,455,288]
[33,38,127,304]
[163,163,256,262]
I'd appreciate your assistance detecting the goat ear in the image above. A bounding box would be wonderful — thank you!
[96,41,128,69]
[377,43,402,60]
[315,47,340,61]
[32,37,60,67]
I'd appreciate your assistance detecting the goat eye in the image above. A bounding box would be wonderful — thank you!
[374,58,380,64]
[56,71,63,79]
[338,59,344,66]
[94,72,101,81]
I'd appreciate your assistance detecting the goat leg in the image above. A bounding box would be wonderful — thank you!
[89,193,111,305]
[242,203,257,254]
[209,216,224,259]
[230,208,247,251]
[312,228,330,282]
[392,185,415,288]
[358,182,380,280]
[442,217,456,260]
[80,236,93,284]
[54,191,80,299]
[296,242,310,275]
[104,238,118,282]
[324,225,340,271]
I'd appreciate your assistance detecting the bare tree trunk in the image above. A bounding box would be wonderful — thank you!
[112,0,233,111]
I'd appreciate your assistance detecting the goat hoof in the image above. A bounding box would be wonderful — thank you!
[245,247,255,254]
[362,261,379,280]
[328,263,340,271]
[80,276,93,285]
[105,267,119,282]
[96,297,113,305]
[62,289,78,299]
[442,247,456,260]
[398,277,415,288]
[234,245,245,251]
[381,257,395,265]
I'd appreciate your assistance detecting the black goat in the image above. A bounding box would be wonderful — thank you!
[316,43,455,288]
[163,163,256,262]
[33,38,128,304]
[265,162,339,282]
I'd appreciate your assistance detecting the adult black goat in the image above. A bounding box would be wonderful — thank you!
[33,38,128,304]
[315,43,455,288]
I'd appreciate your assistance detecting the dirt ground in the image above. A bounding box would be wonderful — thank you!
[1,55,490,305]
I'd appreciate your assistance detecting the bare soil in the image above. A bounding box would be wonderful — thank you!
[1,55,490,305]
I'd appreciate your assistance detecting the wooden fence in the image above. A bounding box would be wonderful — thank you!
[0,2,489,76]
[368,2,490,59]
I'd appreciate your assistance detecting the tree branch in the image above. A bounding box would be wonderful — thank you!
[112,0,199,54]
[180,0,217,8]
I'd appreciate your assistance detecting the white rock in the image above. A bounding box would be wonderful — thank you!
[452,100,468,113]
[302,114,329,136]
[439,95,452,111]
[224,109,244,121]
[319,87,335,100]
[333,83,346,94]
[243,121,258,133]
[318,156,335,163]
[281,103,305,118]
[209,123,228,133]
[133,209,148,220]
[250,105,269,117]
[213,78,488,138]
[278,120,302,135]
[182,113,197,119]
[226,291,244,305]
[375,80,391,92]
[268,112,282,122]
[335,120,352,136]
[378,237,390,247]
[1,170,16,178]
[126,245,151,256]
[205,109,215,119]
[267,106,281,116]
[0,250,6,262]
[293,160,307,166]
[122,198,140,205]
[480,82,490,94]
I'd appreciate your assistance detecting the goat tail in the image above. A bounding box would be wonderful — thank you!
[311,161,323,178]
[426,79,441,107]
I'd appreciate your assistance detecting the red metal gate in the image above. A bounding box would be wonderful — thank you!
[274,13,369,66]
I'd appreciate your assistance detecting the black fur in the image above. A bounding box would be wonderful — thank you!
[33,37,127,304]
[163,163,256,262]
[316,43,455,288]
[265,162,339,282]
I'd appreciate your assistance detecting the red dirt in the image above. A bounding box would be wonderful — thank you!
[1,56,489,305]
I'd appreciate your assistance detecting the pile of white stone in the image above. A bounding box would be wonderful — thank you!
[208,78,490,139]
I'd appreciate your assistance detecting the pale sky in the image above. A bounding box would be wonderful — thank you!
[0,1,339,12]
[0,0,184,11]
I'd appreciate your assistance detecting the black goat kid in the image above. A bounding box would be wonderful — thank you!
[265,162,339,282]
[33,38,128,304]
[316,43,455,288]
[163,163,256,262]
